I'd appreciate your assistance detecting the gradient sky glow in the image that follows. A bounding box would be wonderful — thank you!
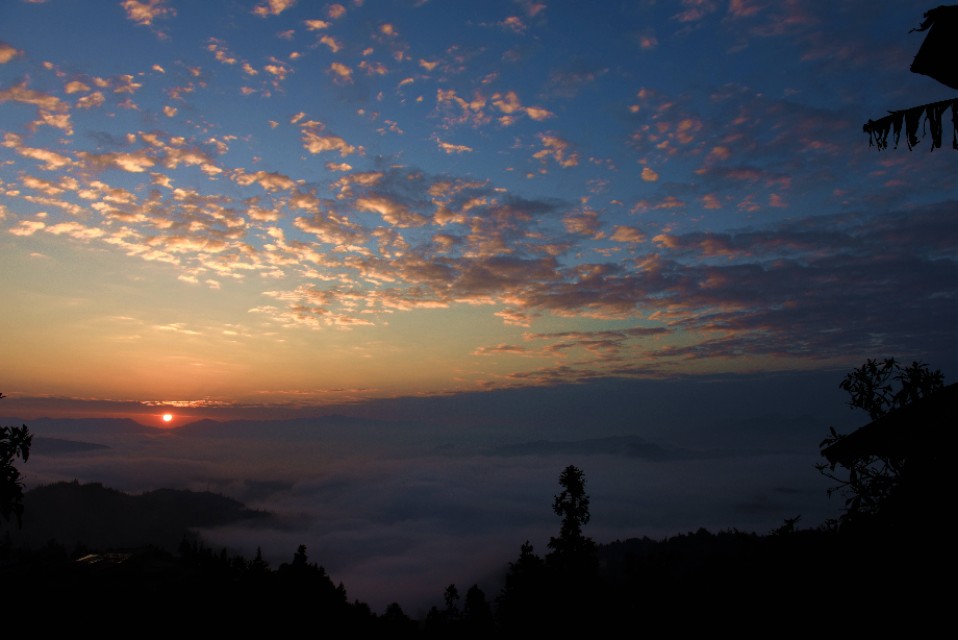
[2,0,956,414]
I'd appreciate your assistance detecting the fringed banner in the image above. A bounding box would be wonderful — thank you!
[863,98,958,151]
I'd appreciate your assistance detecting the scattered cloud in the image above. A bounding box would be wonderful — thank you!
[301,127,357,156]
[1,1,954,399]
[533,134,579,168]
[329,62,353,82]
[500,16,527,34]
[121,0,176,27]
[673,0,718,23]
[610,226,645,243]
[0,42,22,64]
[253,0,296,18]
[434,138,473,154]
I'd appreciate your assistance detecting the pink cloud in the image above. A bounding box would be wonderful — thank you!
[253,0,296,18]
[0,42,21,64]
[121,0,175,26]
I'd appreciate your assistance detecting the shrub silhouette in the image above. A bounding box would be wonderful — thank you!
[0,392,32,528]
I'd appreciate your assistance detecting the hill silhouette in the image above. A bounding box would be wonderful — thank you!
[30,436,109,455]
[8,481,268,551]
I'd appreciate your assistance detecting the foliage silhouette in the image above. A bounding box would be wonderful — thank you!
[0,392,32,528]
[424,582,495,636]
[495,466,605,634]
[547,464,597,575]
[495,540,549,633]
[462,584,495,634]
[818,358,947,528]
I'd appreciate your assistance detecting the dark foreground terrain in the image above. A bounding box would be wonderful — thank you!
[1,480,947,635]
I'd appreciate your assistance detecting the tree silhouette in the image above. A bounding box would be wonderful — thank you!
[818,358,947,527]
[1,392,32,528]
[496,541,548,632]
[863,6,958,151]
[462,584,494,634]
[547,464,597,572]
[442,583,460,617]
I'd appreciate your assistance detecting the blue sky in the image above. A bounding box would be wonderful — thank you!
[2,1,955,413]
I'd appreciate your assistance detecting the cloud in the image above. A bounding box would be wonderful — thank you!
[253,0,296,18]
[360,61,389,76]
[610,226,645,243]
[701,194,722,209]
[9,220,46,236]
[304,19,331,30]
[356,195,428,228]
[435,89,489,128]
[319,35,342,53]
[231,170,298,192]
[500,16,527,33]
[0,42,21,64]
[301,128,357,156]
[77,151,155,173]
[472,343,532,356]
[563,210,602,237]
[524,106,554,121]
[294,212,365,246]
[533,134,579,168]
[637,30,658,50]
[728,0,763,19]
[0,81,73,133]
[21,193,84,216]
[434,138,473,154]
[2,133,73,170]
[673,0,718,23]
[45,221,106,240]
[21,175,65,195]
[207,39,238,65]
[492,91,554,124]
[329,62,353,82]
[264,60,292,83]
[121,0,175,26]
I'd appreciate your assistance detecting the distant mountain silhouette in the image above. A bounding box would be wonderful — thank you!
[173,413,449,456]
[9,481,269,551]
[30,436,110,455]
[177,413,412,435]
[3,416,157,438]
[488,435,695,461]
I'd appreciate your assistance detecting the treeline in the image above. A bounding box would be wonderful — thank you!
[2,536,418,634]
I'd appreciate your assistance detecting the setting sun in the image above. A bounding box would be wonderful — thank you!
[162,413,173,423]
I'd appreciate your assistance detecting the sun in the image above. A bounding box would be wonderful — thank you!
[162,413,173,423]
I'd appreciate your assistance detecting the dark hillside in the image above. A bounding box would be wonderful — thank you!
[8,481,268,551]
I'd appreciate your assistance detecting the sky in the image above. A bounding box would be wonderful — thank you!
[1,0,957,612]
